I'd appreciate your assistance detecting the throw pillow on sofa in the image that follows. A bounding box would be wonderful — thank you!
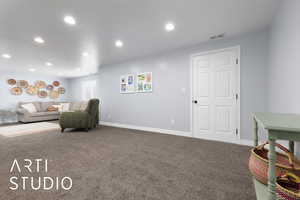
[21,103,37,113]
[47,106,58,112]
[40,102,54,111]
[80,101,88,111]
[70,102,81,111]
[59,103,70,112]
[52,105,62,112]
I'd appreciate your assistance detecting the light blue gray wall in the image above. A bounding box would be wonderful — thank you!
[69,29,269,140]
[268,0,300,113]
[268,0,300,154]
[0,71,70,110]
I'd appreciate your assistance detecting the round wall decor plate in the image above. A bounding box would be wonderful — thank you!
[38,90,48,98]
[49,90,59,99]
[58,87,66,94]
[53,81,60,87]
[46,85,54,90]
[17,80,29,88]
[35,80,46,89]
[11,87,22,95]
[7,79,16,85]
[26,85,38,95]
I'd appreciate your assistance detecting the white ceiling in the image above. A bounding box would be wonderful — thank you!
[0,0,279,78]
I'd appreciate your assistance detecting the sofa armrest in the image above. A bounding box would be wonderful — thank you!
[16,108,30,116]
[60,111,89,118]
[59,111,91,128]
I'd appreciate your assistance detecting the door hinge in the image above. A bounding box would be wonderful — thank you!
[236,58,239,65]
[236,129,239,135]
[235,93,239,100]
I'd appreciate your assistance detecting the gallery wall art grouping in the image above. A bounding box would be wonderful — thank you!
[6,79,66,99]
[120,72,152,94]
[120,74,135,93]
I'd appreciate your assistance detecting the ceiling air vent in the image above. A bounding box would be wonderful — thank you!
[210,33,225,40]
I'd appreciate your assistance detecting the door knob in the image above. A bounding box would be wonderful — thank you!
[193,100,198,104]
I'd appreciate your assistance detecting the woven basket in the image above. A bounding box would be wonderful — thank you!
[249,142,300,185]
[277,173,300,200]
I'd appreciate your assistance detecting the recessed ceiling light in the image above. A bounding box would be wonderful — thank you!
[115,40,123,48]
[34,37,45,44]
[29,68,36,72]
[165,22,175,32]
[2,54,11,59]
[82,52,89,57]
[64,15,76,25]
[45,62,53,66]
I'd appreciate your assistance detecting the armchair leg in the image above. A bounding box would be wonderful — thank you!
[61,128,65,133]
[85,128,89,132]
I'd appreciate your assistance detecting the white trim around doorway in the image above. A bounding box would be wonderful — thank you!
[190,46,241,143]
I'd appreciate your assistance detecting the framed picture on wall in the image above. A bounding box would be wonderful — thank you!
[120,74,135,94]
[137,72,152,93]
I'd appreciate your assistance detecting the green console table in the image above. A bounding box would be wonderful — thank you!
[253,112,300,200]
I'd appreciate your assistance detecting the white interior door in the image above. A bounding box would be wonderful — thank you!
[192,47,239,141]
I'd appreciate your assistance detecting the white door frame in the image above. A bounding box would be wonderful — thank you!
[190,46,241,142]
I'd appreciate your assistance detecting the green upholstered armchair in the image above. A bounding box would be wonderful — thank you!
[59,99,99,132]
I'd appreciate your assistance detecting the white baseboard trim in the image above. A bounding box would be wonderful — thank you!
[100,121,259,147]
[100,121,192,138]
[240,139,255,146]
[238,139,290,148]
[193,134,254,147]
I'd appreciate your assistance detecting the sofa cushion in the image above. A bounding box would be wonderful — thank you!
[33,102,42,112]
[21,103,37,113]
[30,111,59,117]
[60,103,70,112]
[40,102,54,111]
[70,101,88,111]
[80,101,88,111]
[70,102,81,111]
[19,102,41,112]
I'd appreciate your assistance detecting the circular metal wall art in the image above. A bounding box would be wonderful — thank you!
[11,87,22,95]
[58,87,65,94]
[35,80,46,89]
[46,85,54,90]
[7,79,16,85]
[49,90,59,99]
[17,80,29,88]
[38,90,48,98]
[53,81,60,87]
[26,85,38,95]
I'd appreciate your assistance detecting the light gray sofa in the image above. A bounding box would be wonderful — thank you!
[17,101,88,123]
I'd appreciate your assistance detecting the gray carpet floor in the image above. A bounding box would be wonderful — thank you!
[0,125,255,200]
